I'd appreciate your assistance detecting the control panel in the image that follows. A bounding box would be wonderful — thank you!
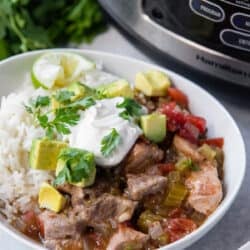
[143,0,250,61]
[189,0,250,53]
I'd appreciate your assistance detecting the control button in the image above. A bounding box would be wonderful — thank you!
[231,13,250,33]
[219,0,250,10]
[220,29,250,52]
[189,0,225,22]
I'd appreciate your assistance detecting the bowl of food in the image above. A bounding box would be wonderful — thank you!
[0,49,246,250]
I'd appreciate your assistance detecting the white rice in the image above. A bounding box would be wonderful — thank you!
[0,85,54,220]
[0,66,119,221]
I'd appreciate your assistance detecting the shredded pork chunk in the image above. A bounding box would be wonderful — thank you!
[185,161,223,215]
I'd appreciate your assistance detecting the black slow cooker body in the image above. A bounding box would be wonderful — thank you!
[143,0,250,62]
[99,0,250,87]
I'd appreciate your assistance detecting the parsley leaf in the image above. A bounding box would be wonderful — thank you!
[53,148,95,186]
[116,98,143,120]
[37,114,49,128]
[25,95,82,138]
[54,90,75,104]
[24,105,33,114]
[118,110,130,121]
[33,96,50,108]
[54,107,80,126]
[101,128,121,157]
[68,96,96,109]
[24,95,50,114]
[44,107,80,137]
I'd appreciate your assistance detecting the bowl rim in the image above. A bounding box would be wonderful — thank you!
[0,48,246,250]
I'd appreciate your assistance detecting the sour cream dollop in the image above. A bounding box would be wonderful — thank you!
[68,97,142,167]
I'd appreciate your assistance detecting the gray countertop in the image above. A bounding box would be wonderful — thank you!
[1,26,249,250]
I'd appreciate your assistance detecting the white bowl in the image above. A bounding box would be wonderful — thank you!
[0,49,246,250]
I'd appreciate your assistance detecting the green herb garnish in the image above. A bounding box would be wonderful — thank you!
[54,148,95,186]
[54,90,75,104]
[24,94,93,138]
[44,107,80,137]
[25,95,50,114]
[116,98,143,120]
[68,96,96,109]
[101,128,121,157]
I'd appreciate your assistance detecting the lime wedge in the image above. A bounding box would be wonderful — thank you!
[31,52,95,89]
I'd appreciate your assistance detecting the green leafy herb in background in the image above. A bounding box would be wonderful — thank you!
[0,0,106,59]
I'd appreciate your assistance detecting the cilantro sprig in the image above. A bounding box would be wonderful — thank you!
[101,128,121,157]
[116,98,143,120]
[39,107,80,138]
[53,90,75,104]
[25,90,96,138]
[24,95,50,114]
[68,96,96,109]
[54,148,95,186]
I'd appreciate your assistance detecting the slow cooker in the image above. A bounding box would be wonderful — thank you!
[99,0,250,87]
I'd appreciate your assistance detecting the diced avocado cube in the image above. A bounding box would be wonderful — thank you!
[67,82,86,101]
[135,70,171,96]
[29,139,68,170]
[96,79,134,98]
[38,182,66,213]
[140,113,166,143]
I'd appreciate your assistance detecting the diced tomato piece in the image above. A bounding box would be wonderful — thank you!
[22,210,41,239]
[168,208,185,218]
[160,102,186,132]
[121,221,133,228]
[22,210,35,223]
[164,218,197,243]
[168,87,188,108]
[36,216,44,238]
[185,115,206,133]
[200,137,224,148]
[179,121,200,144]
[88,232,106,249]
[158,163,175,175]
[160,102,207,144]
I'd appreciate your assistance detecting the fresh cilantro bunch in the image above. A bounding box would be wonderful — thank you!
[54,147,95,186]
[0,0,106,59]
